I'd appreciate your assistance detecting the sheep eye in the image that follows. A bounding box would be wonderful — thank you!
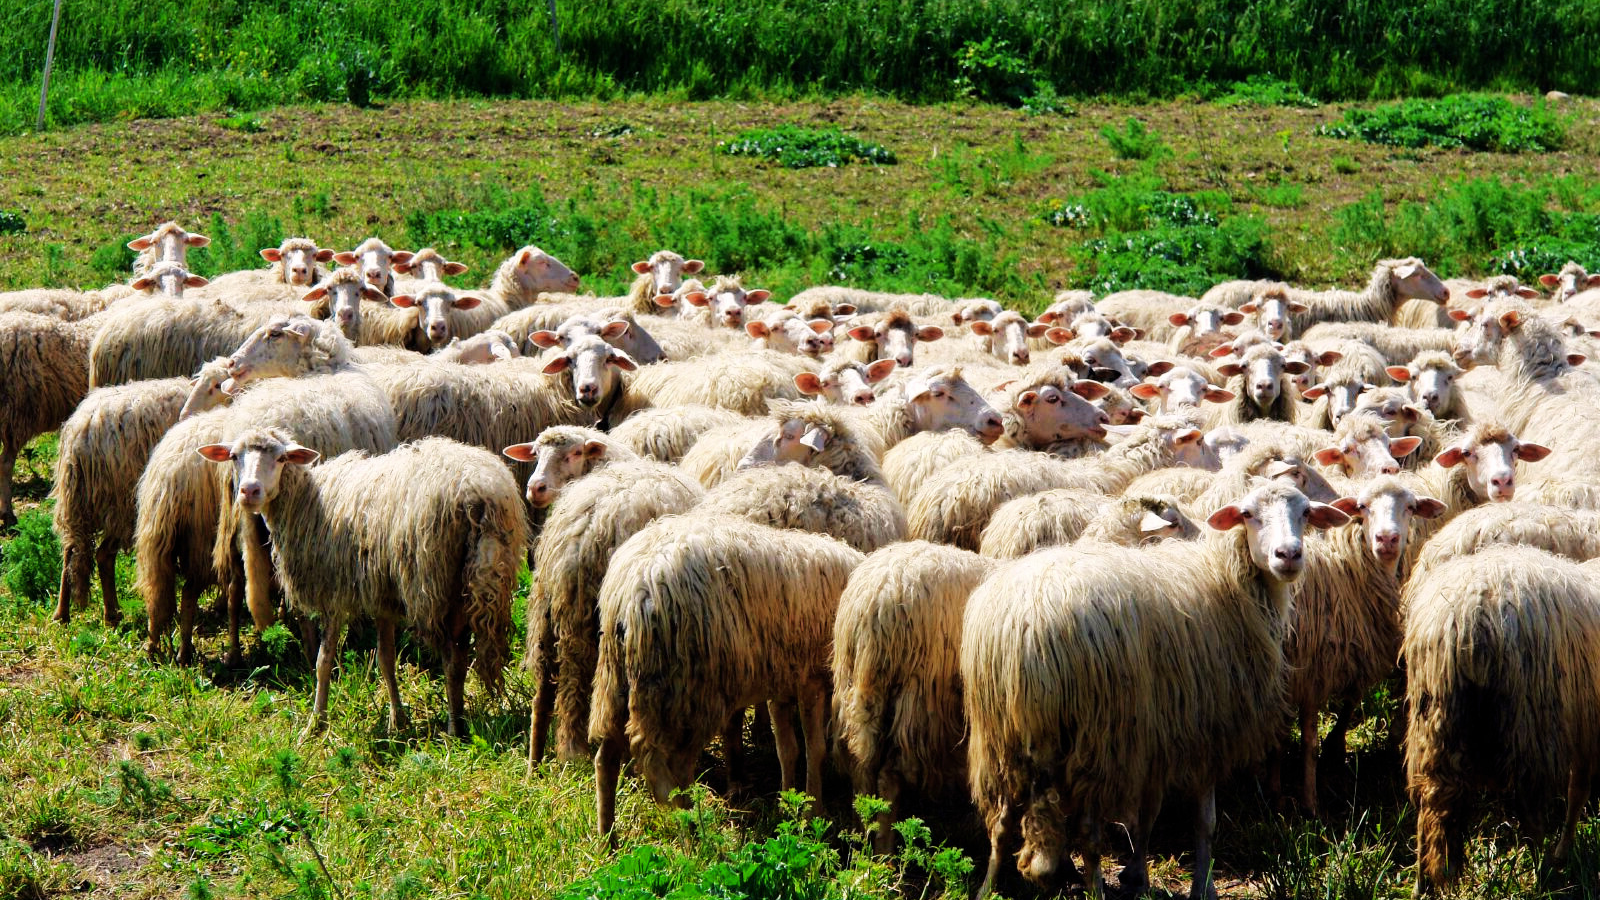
[1240,510,1254,520]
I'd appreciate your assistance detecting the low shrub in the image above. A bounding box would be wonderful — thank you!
[1318,95,1567,153]
[1215,76,1319,109]
[1100,117,1170,161]
[717,126,895,169]
[3,506,61,605]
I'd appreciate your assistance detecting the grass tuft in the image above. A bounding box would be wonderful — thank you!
[1318,95,1567,153]
[718,126,896,169]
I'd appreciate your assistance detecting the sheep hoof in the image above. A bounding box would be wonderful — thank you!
[1117,866,1148,895]
[298,720,327,743]
[222,649,243,668]
[387,711,410,734]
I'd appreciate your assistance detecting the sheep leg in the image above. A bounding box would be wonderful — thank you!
[528,666,556,771]
[800,687,826,805]
[1552,765,1592,862]
[376,618,408,733]
[1120,785,1165,895]
[444,636,470,739]
[302,618,343,740]
[1301,704,1321,814]
[977,803,1020,900]
[768,699,801,794]
[52,543,78,624]
[221,566,244,668]
[1082,821,1104,900]
[176,579,203,666]
[872,768,902,856]
[594,733,625,846]
[1189,788,1218,900]
[0,441,16,529]
[96,540,121,626]
[1414,786,1459,896]
[721,711,745,789]
[143,564,176,660]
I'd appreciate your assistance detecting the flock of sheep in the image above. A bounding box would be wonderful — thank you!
[6,221,1600,897]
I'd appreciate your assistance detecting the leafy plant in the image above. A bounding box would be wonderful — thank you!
[2,507,60,604]
[217,112,263,133]
[1021,80,1071,117]
[0,210,23,235]
[1332,156,1361,174]
[1215,75,1319,108]
[953,37,1033,106]
[718,126,895,169]
[1100,117,1170,161]
[1318,94,1567,153]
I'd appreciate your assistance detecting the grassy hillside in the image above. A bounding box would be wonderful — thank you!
[1,0,1598,134]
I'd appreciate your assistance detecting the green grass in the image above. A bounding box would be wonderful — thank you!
[1318,95,1568,153]
[718,125,896,169]
[3,1,1600,135]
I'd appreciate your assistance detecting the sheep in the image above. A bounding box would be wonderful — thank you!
[88,294,302,386]
[1384,351,1468,421]
[1281,341,1342,403]
[1166,299,1246,353]
[787,285,955,318]
[199,237,334,297]
[1296,341,1391,429]
[521,440,704,764]
[844,365,1004,460]
[1303,320,1457,366]
[1539,260,1600,304]
[951,296,1004,330]
[480,246,581,311]
[1078,493,1200,545]
[1409,503,1600,588]
[625,250,704,314]
[391,246,469,286]
[332,237,412,297]
[589,515,864,838]
[1285,476,1445,813]
[1402,547,1600,894]
[127,220,211,275]
[1091,288,1196,341]
[139,369,397,666]
[1129,364,1234,415]
[297,266,394,343]
[0,312,103,527]
[198,429,525,737]
[680,400,882,489]
[963,480,1348,899]
[909,415,1205,550]
[223,314,354,386]
[499,305,665,364]
[1309,411,1422,479]
[1213,342,1308,425]
[391,283,508,349]
[608,405,746,464]
[832,541,995,852]
[745,306,835,357]
[432,330,520,365]
[882,430,989,507]
[966,310,1048,365]
[1041,309,1139,345]
[696,463,906,553]
[794,357,898,406]
[1204,258,1450,332]
[978,489,1194,558]
[0,256,209,320]
[1450,298,1600,432]
[679,275,771,329]
[1194,440,1340,518]
[498,425,639,510]
[1238,285,1305,341]
[50,359,234,626]
[610,349,812,418]
[839,307,944,368]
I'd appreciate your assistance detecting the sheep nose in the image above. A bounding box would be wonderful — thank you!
[853,391,874,405]
[895,353,913,367]
[1489,475,1514,500]
[1422,392,1439,407]
[566,276,581,290]
[1275,545,1302,563]
[336,309,354,324]
[526,482,552,507]
[1011,350,1029,364]
[238,484,263,505]
[979,415,1004,437]
[1381,462,1399,475]
[1376,531,1400,549]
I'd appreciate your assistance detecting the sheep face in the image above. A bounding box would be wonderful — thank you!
[507,246,581,294]
[178,359,237,421]
[969,311,1046,365]
[1280,343,1339,400]
[541,334,637,407]
[1241,293,1304,341]
[196,432,320,512]
[1202,427,1249,470]
[334,238,411,295]
[448,331,520,364]
[631,250,704,296]
[794,359,896,406]
[1390,258,1450,303]
[1312,420,1420,479]
[1036,292,1093,325]
[127,221,209,264]
[394,247,469,281]
[1435,428,1551,503]
[1304,376,1370,426]
[1130,367,1233,413]
[690,281,770,329]
[130,261,209,298]
[1207,482,1348,581]
[1170,303,1245,336]
[1219,345,1304,410]
[226,316,318,384]
[1329,479,1445,568]
[1350,388,1422,439]
[1076,337,1140,387]
[904,369,1003,442]
[952,298,1003,327]
[746,313,833,357]
[1540,265,1600,304]
[502,434,608,507]
[1388,360,1460,415]
[392,288,482,348]
[736,417,831,471]
[850,315,943,368]
[1015,380,1111,444]
[1096,388,1145,426]
[261,240,333,286]
[302,272,387,341]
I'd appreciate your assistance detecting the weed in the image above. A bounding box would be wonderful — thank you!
[953,37,1033,106]
[718,126,895,169]
[217,113,264,133]
[1101,117,1171,161]
[2,507,60,605]
[1215,75,1320,109]
[1253,183,1307,209]
[0,210,22,235]
[1333,156,1361,174]
[1021,80,1071,117]
[1319,95,1567,153]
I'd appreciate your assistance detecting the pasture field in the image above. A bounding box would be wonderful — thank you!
[2,94,1600,898]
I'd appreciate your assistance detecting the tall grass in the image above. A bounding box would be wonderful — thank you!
[1,0,1596,133]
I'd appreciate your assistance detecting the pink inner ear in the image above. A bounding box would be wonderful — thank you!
[793,373,824,394]
[1206,505,1245,531]
[502,443,537,462]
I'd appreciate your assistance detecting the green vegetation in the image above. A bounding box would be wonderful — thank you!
[1318,95,1568,153]
[0,210,22,235]
[717,126,896,169]
[1215,76,1321,109]
[1100,117,1171,162]
[1,506,58,604]
[3,0,1600,133]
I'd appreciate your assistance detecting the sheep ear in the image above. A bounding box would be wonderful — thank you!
[808,319,833,334]
[606,349,639,371]
[746,321,770,338]
[834,303,856,316]
[1330,497,1361,518]
[1109,326,1138,344]
[903,378,931,401]
[683,259,705,274]
[443,261,469,275]
[794,373,825,395]
[542,356,572,375]
[333,251,358,265]
[283,320,314,342]
[1393,263,1419,280]
[1434,446,1466,468]
[1515,287,1542,300]
[1217,362,1245,378]
[1139,511,1171,533]
[1144,360,1174,377]
[1307,503,1351,529]
[391,260,414,274]
[1539,273,1561,288]
[847,325,877,342]
[1301,385,1327,399]
[389,251,414,266]
[1389,436,1423,458]
[1036,310,1060,325]
[653,293,677,308]
[1202,386,1234,403]
[1240,302,1259,313]
[360,287,388,303]
[281,445,320,466]
[799,426,829,452]
[1567,353,1587,367]
[185,234,211,247]
[684,291,709,307]
[1287,301,1309,313]
[1129,383,1161,399]
[1515,442,1553,462]
[968,320,994,336]
[502,442,538,462]
[1209,343,1236,358]
[1400,405,1422,423]
[259,248,283,262]
[1283,361,1310,375]
[1016,390,1039,409]
[1124,409,1147,423]
[127,236,155,251]
[196,444,234,462]
[582,441,609,459]
[391,294,416,308]
[1464,288,1488,299]
[1412,497,1447,519]
[631,261,652,274]
[1312,447,1345,466]
[302,286,328,302]
[916,325,945,342]
[951,311,967,325]
[1174,428,1202,445]
[865,359,898,383]
[1022,321,1050,338]
[1317,350,1343,366]
[1222,311,1246,325]
[1168,313,1191,326]
[1448,308,1472,321]
[1385,366,1412,382]
[1588,274,1600,289]
[1045,326,1074,345]
[1069,379,1111,400]
[314,249,336,262]
[453,294,483,311]
[1207,505,1247,531]
[529,330,561,349]
[600,320,631,340]
[130,276,156,291]
[746,290,772,304]
[1263,460,1298,478]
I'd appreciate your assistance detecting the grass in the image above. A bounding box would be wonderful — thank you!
[1318,95,1569,153]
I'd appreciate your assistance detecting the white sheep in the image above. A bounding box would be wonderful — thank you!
[1213,342,1308,424]
[745,306,835,357]
[626,250,704,314]
[198,236,334,297]
[1204,258,1450,332]
[794,357,898,406]
[1385,351,1468,421]
[680,400,881,489]
[978,489,1193,558]
[609,348,812,418]
[963,481,1347,898]
[127,220,211,275]
[1238,285,1305,342]
[590,515,864,837]
[480,246,581,311]
[1090,288,1196,341]
[1302,320,1457,366]
[332,237,412,296]
[839,307,945,368]
[966,310,1048,365]
[88,294,302,386]
[198,429,526,737]
[435,330,520,365]
[607,405,746,464]
[1539,260,1600,304]
[391,246,469,286]
[787,285,956,318]
[391,283,507,349]
[502,305,665,364]
[297,266,392,343]
[679,274,771,329]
